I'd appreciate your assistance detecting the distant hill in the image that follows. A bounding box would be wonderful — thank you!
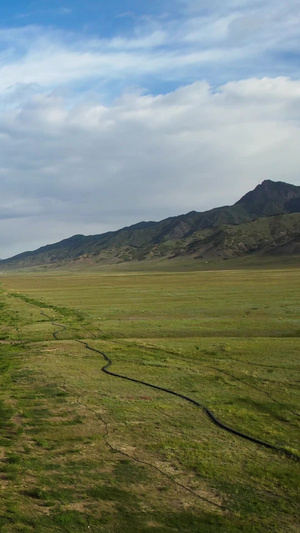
[1,180,300,269]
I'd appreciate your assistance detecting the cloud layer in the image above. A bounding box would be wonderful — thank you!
[0,0,299,257]
[1,77,300,257]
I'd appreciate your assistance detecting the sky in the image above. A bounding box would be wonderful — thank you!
[0,0,300,258]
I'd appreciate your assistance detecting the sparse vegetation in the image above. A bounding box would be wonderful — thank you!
[0,268,299,531]
[1,180,299,270]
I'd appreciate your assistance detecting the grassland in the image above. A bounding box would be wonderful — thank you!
[0,268,299,532]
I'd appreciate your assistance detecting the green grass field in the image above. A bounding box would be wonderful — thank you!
[0,268,299,532]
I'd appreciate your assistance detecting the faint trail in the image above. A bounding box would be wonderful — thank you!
[76,396,228,510]
[208,366,300,419]
[75,339,300,462]
[41,308,299,462]
[41,312,226,509]
[226,357,298,371]
[120,341,300,419]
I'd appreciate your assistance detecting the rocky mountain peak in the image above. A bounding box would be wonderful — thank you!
[235,180,300,216]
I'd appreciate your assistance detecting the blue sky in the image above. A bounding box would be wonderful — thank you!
[2,0,300,97]
[0,0,300,257]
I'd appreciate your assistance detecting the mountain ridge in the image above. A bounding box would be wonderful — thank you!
[1,179,300,269]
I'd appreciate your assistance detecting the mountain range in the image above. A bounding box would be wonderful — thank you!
[1,179,300,269]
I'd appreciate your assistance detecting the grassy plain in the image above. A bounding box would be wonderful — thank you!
[0,268,299,532]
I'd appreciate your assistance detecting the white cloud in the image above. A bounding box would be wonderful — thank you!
[0,0,299,100]
[0,77,300,257]
[0,1,299,257]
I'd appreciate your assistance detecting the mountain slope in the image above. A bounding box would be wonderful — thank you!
[1,180,300,269]
[180,212,300,259]
[236,179,300,216]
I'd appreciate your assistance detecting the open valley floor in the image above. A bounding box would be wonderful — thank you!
[0,268,299,532]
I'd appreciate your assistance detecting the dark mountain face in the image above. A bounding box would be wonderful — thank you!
[1,180,300,268]
[235,180,300,216]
